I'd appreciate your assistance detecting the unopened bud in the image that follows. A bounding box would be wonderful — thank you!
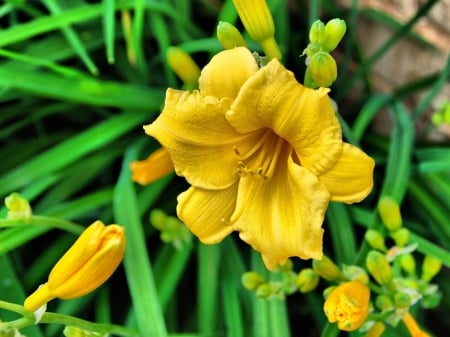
[394,292,411,309]
[166,46,200,87]
[217,21,247,49]
[421,255,442,283]
[309,20,326,44]
[399,253,416,275]
[255,283,271,298]
[390,228,409,247]
[366,251,394,289]
[5,193,32,221]
[342,265,369,284]
[313,255,344,281]
[378,196,402,231]
[365,229,387,251]
[241,271,265,291]
[150,209,167,230]
[296,268,319,293]
[323,19,346,52]
[308,52,337,87]
[375,294,394,312]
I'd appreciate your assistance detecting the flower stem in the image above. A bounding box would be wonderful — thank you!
[0,215,83,234]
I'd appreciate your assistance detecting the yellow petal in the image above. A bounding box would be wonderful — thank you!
[230,147,330,270]
[227,58,343,177]
[24,283,54,312]
[145,89,255,189]
[199,47,258,99]
[177,185,236,244]
[130,147,174,185]
[319,143,375,203]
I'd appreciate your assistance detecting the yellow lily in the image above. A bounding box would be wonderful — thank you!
[145,47,374,270]
[24,221,125,311]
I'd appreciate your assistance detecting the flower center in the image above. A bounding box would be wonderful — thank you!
[234,129,288,179]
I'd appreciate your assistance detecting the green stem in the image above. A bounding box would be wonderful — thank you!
[0,215,83,234]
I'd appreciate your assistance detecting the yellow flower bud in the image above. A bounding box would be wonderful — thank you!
[24,221,126,312]
[399,253,416,276]
[402,312,431,337]
[365,229,387,252]
[241,271,265,291]
[323,280,371,331]
[4,193,32,221]
[363,322,385,337]
[313,255,344,282]
[130,147,174,185]
[217,21,247,49]
[421,255,442,283]
[309,20,326,44]
[378,196,402,231]
[308,52,337,88]
[296,268,319,293]
[375,294,394,312]
[366,251,394,289]
[232,0,281,60]
[390,228,410,247]
[166,47,201,87]
[323,19,347,52]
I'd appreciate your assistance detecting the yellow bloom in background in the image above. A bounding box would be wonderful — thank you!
[323,280,371,331]
[166,46,201,89]
[130,147,174,185]
[24,221,125,312]
[145,47,374,270]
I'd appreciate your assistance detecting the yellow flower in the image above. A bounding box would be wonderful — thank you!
[145,47,374,270]
[130,147,174,185]
[24,221,125,311]
[402,312,431,337]
[323,280,371,331]
[166,46,201,88]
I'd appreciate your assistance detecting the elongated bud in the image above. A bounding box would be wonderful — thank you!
[296,268,319,293]
[365,229,387,252]
[166,47,201,88]
[313,255,344,282]
[308,52,337,87]
[232,0,281,59]
[130,147,174,185]
[378,196,402,231]
[24,221,125,311]
[5,193,32,221]
[399,253,416,275]
[323,280,370,331]
[421,255,442,283]
[323,19,346,52]
[241,271,265,291]
[363,322,385,337]
[366,251,394,290]
[390,228,409,247]
[217,21,247,49]
[309,20,326,44]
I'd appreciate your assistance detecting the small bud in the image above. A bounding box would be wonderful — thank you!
[342,265,369,284]
[166,46,201,87]
[421,255,442,283]
[313,255,344,282]
[241,271,265,291]
[63,326,106,337]
[296,268,319,293]
[323,19,347,52]
[390,228,409,247]
[323,280,371,331]
[375,294,394,312]
[394,292,411,309]
[365,229,387,251]
[217,21,247,49]
[399,253,416,275]
[5,193,32,221]
[24,221,126,311]
[378,196,402,231]
[366,251,394,289]
[309,20,326,44]
[150,209,167,230]
[363,322,385,337]
[255,283,271,298]
[308,52,337,87]
[277,258,293,272]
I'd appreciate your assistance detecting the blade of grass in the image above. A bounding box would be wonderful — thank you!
[103,0,116,64]
[113,146,168,337]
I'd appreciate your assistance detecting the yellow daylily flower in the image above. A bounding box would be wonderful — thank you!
[24,221,125,312]
[130,147,174,185]
[402,312,431,337]
[323,280,371,331]
[145,47,374,270]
